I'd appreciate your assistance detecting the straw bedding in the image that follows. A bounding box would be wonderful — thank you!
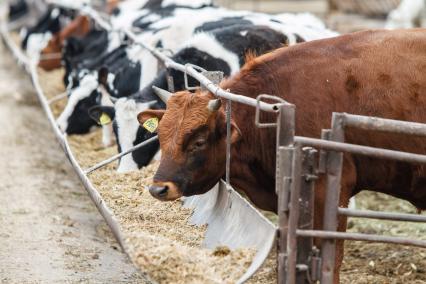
[34,64,273,283]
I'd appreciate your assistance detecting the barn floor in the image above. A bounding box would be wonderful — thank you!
[0,42,146,283]
[341,192,426,283]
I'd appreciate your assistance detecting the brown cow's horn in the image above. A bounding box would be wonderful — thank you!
[207,99,221,112]
[152,86,172,103]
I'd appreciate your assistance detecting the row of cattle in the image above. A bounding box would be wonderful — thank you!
[11,0,338,173]
[9,1,426,282]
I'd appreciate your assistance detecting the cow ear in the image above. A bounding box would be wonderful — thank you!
[88,106,115,125]
[231,121,242,144]
[137,110,166,133]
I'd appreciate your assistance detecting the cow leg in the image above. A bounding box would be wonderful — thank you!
[410,164,426,210]
[314,155,356,283]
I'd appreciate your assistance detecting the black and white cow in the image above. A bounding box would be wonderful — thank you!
[57,44,143,135]
[8,0,28,21]
[62,28,110,86]
[100,19,338,172]
[56,5,250,136]
[21,6,74,57]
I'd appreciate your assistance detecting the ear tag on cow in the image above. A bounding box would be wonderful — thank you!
[143,117,159,133]
[99,112,111,125]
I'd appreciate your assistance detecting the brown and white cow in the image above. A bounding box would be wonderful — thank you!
[38,15,91,71]
[138,29,426,282]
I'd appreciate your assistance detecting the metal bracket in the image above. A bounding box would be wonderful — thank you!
[184,63,207,91]
[309,247,322,282]
[255,94,286,128]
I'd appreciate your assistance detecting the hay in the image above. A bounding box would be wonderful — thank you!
[341,191,426,283]
[36,66,261,283]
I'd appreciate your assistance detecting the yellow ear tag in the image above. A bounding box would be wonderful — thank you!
[99,112,111,125]
[143,117,159,133]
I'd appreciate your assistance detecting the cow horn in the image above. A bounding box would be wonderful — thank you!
[152,86,172,103]
[207,99,221,112]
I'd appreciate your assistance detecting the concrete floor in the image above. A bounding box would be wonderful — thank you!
[0,41,145,284]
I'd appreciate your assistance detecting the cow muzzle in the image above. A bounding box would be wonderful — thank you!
[149,181,182,201]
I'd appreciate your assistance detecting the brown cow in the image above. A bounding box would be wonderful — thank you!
[38,15,91,71]
[138,29,426,282]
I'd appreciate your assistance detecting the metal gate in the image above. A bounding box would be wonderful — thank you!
[265,100,426,283]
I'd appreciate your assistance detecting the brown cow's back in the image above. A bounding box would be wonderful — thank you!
[223,29,426,208]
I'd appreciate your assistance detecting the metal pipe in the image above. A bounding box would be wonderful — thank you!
[339,208,426,223]
[297,230,426,249]
[295,136,426,164]
[320,113,345,284]
[285,146,303,284]
[296,148,317,282]
[225,99,231,187]
[341,113,426,137]
[84,135,159,174]
[276,103,296,284]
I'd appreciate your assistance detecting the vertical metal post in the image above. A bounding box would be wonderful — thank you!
[285,145,303,284]
[166,69,175,93]
[321,113,345,284]
[225,99,231,187]
[296,148,318,282]
[276,104,296,284]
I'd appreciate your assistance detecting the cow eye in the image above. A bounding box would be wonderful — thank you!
[195,139,206,148]
[192,138,206,151]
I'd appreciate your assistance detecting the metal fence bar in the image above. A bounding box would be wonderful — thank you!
[295,136,426,164]
[84,135,159,174]
[297,230,426,248]
[285,146,303,284]
[320,113,345,284]
[339,208,426,223]
[295,147,317,283]
[341,113,426,137]
[276,103,296,284]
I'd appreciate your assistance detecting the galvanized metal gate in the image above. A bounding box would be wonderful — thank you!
[268,104,426,283]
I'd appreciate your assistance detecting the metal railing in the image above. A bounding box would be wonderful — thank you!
[275,108,426,284]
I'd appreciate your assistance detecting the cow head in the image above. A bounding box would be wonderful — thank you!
[39,16,91,71]
[138,89,241,201]
[39,34,62,70]
[113,97,160,172]
[57,72,100,134]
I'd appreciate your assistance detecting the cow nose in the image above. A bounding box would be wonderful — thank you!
[149,185,169,198]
